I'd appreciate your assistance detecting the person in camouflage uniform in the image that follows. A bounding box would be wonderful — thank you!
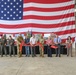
[39,35,45,57]
[17,34,23,57]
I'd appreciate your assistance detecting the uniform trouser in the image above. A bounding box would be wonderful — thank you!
[25,46,30,56]
[17,44,22,57]
[67,46,72,56]
[39,46,44,57]
[47,45,52,57]
[9,45,15,56]
[0,45,7,57]
[55,44,61,57]
[31,46,36,57]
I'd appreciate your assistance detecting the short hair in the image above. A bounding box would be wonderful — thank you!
[9,36,12,37]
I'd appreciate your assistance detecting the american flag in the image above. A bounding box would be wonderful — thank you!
[0,0,75,40]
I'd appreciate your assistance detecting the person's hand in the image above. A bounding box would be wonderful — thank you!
[31,44,33,47]
[48,43,50,46]
[10,43,12,45]
[5,44,6,46]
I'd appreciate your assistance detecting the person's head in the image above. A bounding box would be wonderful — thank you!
[9,36,12,39]
[48,36,51,40]
[32,34,35,38]
[56,35,58,38]
[51,32,54,36]
[40,34,43,39]
[67,36,71,40]
[2,36,4,39]
[0,35,2,39]
[18,33,22,36]
[25,35,28,39]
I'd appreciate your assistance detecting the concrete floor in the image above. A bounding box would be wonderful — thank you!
[0,54,76,75]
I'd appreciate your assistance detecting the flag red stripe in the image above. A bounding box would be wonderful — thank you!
[0,21,75,29]
[23,13,74,20]
[24,0,71,4]
[23,5,74,12]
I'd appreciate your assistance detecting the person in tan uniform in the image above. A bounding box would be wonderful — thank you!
[39,35,45,57]
[16,34,23,57]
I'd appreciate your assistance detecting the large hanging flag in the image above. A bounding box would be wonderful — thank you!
[0,0,75,40]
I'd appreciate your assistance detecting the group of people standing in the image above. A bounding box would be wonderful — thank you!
[0,35,15,57]
[16,33,74,58]
[0,33,75,57]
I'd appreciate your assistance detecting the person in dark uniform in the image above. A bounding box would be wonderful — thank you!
[9,36,15,57]
[0,35,7,57]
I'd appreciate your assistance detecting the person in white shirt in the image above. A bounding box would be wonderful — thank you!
[30,34,36,57]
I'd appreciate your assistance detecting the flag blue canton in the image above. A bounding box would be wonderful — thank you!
[0,0,23,20]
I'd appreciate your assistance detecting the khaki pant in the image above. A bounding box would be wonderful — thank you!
[67,45,72,57]
[39,46,44,57]
[17,44,22,57]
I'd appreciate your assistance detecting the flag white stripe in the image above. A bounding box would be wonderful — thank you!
[23,9,74,16]
[0,17,75,25]
[0,25,75,33]
[23,1,74,8]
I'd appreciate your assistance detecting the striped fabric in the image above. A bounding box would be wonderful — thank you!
[0,0,75,40]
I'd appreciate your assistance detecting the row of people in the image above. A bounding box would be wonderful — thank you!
[0,36,15,57]
[0,34,73,57]
[16,34,73,57]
